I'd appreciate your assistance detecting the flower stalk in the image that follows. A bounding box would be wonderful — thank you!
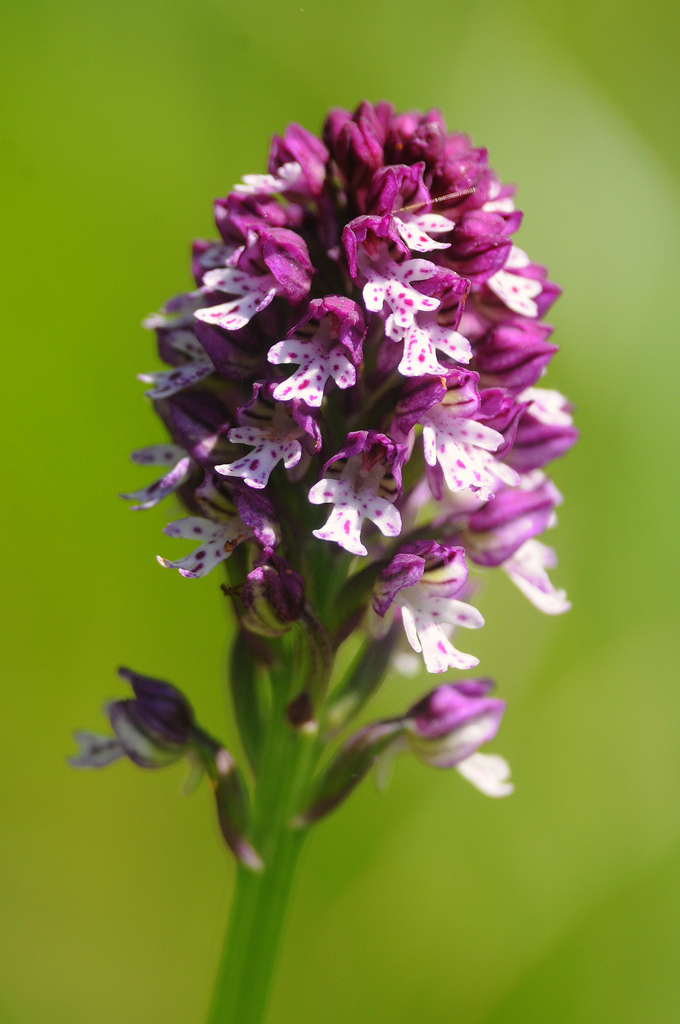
[207,689,319,1024]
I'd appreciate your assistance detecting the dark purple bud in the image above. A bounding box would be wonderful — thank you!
[99,668,195,769]
[431,135,490,201]
[193,319,266,380]
[214,192,293,245]
[117,667,195,744]
[268,123,329,197]
[322,107,352,153]
[70,670,201,770]
[506,410,579,473]
[334,117,384,196]
[464,475,562,566]
[366,162,430,217]
[385,109,447,166]
[240,556,306,637]
[354,100,395,142]
[477,388,527,458]
[444,210,512,282]
[471,319,558,393]
[156,390,236,468]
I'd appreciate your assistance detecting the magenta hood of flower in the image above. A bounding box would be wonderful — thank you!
[234,225,314,306]
[214,192,293,246]
[322,430,408,496]
[373,540,468,617]
[471,319,558,393]
[395,368,480,435]
[268,122,329,197]
[464,474,562,566]
[366,162,431,217]
[290,295,367,365]
[342,214,408,278]
[506,405,579,473]
[404,680,506,768]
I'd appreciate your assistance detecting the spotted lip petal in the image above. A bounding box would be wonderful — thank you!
[157,516,250,578]
[268,337,356,407]
[121,451,191,510]
[309,475,402,557]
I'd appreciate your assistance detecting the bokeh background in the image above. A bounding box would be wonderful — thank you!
[2,0,680,1020]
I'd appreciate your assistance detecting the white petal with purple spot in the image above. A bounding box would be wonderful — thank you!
[216,424,303,489]
[268,337,356,407]
[309,476,402,557]
[121,455,191,510]
[502,539,570,614]
[157,516,249,579]
[518,387,573,426]
[487,269,542,318]
[137,359,213,399]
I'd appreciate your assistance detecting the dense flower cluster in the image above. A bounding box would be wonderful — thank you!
[74,103,577,862]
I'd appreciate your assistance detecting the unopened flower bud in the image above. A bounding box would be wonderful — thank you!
[71,667,197,769]
[239,556,305,637]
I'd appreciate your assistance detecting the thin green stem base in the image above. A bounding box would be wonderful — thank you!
[207,707,319,1024]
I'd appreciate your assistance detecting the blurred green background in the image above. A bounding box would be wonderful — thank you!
[2,0,680,1021]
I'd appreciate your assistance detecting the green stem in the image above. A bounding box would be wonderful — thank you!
[207,693,320,1024]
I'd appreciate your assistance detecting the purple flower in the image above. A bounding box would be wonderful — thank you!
[195,226,313,331]
[268,296,366,407]
[120,444,191,510]
[506,387,579,471]
[309,432,407,556]
[297,676,512,824]
[268,123,329,198]
[471,319,558,393]
[373,541,484,673]
[71,667,196,769]
[128,100,576,634]
[92,102,577,858]
[401,681,513,796]
[71,669,263,870]
[463,471,563,567]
